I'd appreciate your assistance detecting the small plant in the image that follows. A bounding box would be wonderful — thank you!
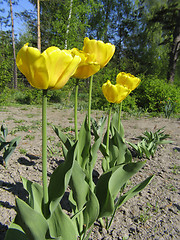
[0,124,20,167]
[139,204,152,223]
[91,115,107,136]
[24,135,35,141]
[11,125,29,134]
[161,98,177,118]
[19,148,27,155]
[171,165,180,175]
[128,127,172,159]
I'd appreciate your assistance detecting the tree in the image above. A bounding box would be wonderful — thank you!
[9,0,17,89]
[141,0,180,83]
[150,1,180,83]
[0,30,13,90]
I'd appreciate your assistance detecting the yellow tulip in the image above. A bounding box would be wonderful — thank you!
[83,37,115,68]
[116,72,141,91]
[71,48,100,79]
[102,80,130,103]
[16,43,81,90]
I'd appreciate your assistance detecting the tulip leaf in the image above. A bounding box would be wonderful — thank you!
[48,143,76,214]
[83,188,99,229]
[109,128,127,167]
[110,112,124,139]
[3,136,21,166]
[52,125,73,150]
[5,222,28,240]
[96,161,146,218]
[77,116,91,169]
[89,133,103,172]
[69,160,89,210]
[48,204,78,239]
[21,177,43,214]
[69,160,99,233]
[91,116,107,140]
[1,124,8,141]
[15,198,49,240]
[116,175,154,208]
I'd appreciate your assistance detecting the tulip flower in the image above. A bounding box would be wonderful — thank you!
[116,72,141,91]
[102,80,130,104]
[71,48,100,79]
[16,43,81,90]
[83,37,115,68]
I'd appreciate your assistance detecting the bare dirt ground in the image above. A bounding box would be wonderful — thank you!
[0,105,179,240]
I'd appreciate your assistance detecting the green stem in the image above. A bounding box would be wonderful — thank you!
[118,101,122,132]
[88,75,93,130]
[75,79,79,141]
[42,89,48,215]
[106,104,112,169]
[106,104,112,152]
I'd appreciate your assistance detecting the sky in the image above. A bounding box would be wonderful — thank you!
[1,0,36,38]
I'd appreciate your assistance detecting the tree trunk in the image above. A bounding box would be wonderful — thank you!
[65,0,73,49]
[37,0,41,51]
[10,0,17,89]
[167,10,180,83]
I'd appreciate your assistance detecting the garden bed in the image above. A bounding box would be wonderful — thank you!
[0,106,179,239]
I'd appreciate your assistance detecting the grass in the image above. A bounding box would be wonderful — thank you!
[19,148,27,155]
[171,165,180,174]
[24,134,35,140]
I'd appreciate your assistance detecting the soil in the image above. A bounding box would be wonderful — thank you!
[0,105,179,240]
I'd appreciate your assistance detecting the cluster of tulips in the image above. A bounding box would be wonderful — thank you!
[5,38,153,240]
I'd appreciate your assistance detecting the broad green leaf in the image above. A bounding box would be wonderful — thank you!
[0,141,9,151]
[21,177,43,214]
[83,189,99,229]
[125,148,132,163]
[91,116,107,140]
[95,170,114,217]
[1,124,8,140]
[110,112,124,139]
[96,161,146,218]
[109,128,127,166]
[77,117,91,169]
[48,143,76,214]
[90,134,103,170]
[69,160,89,210]
[69,161,99,232]
[5,222,28,240]
[52,125,73,150]
[15,198,49,240]
[3,136,20,165]
[0,135,5,143]
[48,204,78,239]
[109,161,146,200]
[116,175,154,208]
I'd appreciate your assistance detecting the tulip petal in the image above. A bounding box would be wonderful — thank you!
[16,44,81,90]
[52,55,81,90]
[116,72,141,91]
[83,37,115,68]
[71,48,100,79]
[16,43,49,89]
[73,64,100,79]
[102,80,129,103]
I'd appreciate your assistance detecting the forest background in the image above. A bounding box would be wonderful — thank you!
[0,0,180,114]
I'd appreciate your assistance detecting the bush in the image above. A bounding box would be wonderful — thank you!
[48,90,62,103]
[15,89,42,105]
[0,87,15,105]
[135,75,180,112]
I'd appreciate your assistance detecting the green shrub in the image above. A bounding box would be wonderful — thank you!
[0,87,14,105]
[121,95,138,112]
[135,75,180,112]
[15,89,42,105]
[48,90,62,103]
